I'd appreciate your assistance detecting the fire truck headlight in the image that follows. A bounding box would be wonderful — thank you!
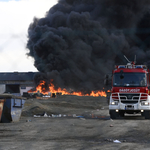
[141,101,149,106]
[111,101,118,105]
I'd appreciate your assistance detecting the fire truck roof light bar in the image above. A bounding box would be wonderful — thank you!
[116,65,147,70]
[115,55,147,70]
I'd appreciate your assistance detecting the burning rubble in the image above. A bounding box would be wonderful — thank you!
[27,80,107,98]
[27,0,150,94]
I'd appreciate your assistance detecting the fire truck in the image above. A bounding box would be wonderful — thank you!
[107,56,150,119]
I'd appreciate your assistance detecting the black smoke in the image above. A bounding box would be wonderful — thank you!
[27,0,150,93]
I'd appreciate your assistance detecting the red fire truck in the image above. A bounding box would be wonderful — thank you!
[108,56,150,119]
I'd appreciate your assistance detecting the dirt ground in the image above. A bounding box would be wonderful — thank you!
[0,95,150,150]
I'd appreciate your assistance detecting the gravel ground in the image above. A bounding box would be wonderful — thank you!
[0,95,150,150]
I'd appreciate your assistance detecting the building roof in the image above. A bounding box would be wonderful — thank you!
[0,72,37,81]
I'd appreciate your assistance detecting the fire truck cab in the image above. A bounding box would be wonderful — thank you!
[109,61,150,119]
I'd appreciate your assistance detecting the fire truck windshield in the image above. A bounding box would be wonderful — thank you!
[113,72,147,87]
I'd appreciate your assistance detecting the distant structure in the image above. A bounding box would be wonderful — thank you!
[0,72,37,96]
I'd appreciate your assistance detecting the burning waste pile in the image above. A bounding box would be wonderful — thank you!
[27,0,150,95]
[27,80,107,99]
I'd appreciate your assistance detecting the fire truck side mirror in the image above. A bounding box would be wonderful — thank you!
[104,74,109,85]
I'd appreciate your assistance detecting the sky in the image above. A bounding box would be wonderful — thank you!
[0,0,57,72]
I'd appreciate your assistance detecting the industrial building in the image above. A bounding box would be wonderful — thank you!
[0,72,37,96]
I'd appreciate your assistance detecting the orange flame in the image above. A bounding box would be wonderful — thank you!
[28,80,107,97]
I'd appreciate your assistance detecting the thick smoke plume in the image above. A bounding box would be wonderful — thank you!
[27,0,150,93]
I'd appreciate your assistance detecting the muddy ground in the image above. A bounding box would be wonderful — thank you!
[0,95,150,150]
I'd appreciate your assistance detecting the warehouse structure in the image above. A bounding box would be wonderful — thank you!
[0,72,37,96]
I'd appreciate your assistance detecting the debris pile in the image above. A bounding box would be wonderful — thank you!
[33,112,110,120]
[23,91,62,99]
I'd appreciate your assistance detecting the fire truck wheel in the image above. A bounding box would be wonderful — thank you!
[119,111,125,117]
[143,111,150,119]
[109,110,119,119]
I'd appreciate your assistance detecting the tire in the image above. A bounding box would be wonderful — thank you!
[141,112,144,117]
[143,110,150,119]
[109,110,119,119]
[119,111,125,117]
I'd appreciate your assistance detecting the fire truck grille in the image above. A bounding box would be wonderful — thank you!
[119,94,140,104]
[121,100,138,104]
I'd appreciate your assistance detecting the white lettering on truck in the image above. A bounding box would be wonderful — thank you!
[119,89,140,92]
